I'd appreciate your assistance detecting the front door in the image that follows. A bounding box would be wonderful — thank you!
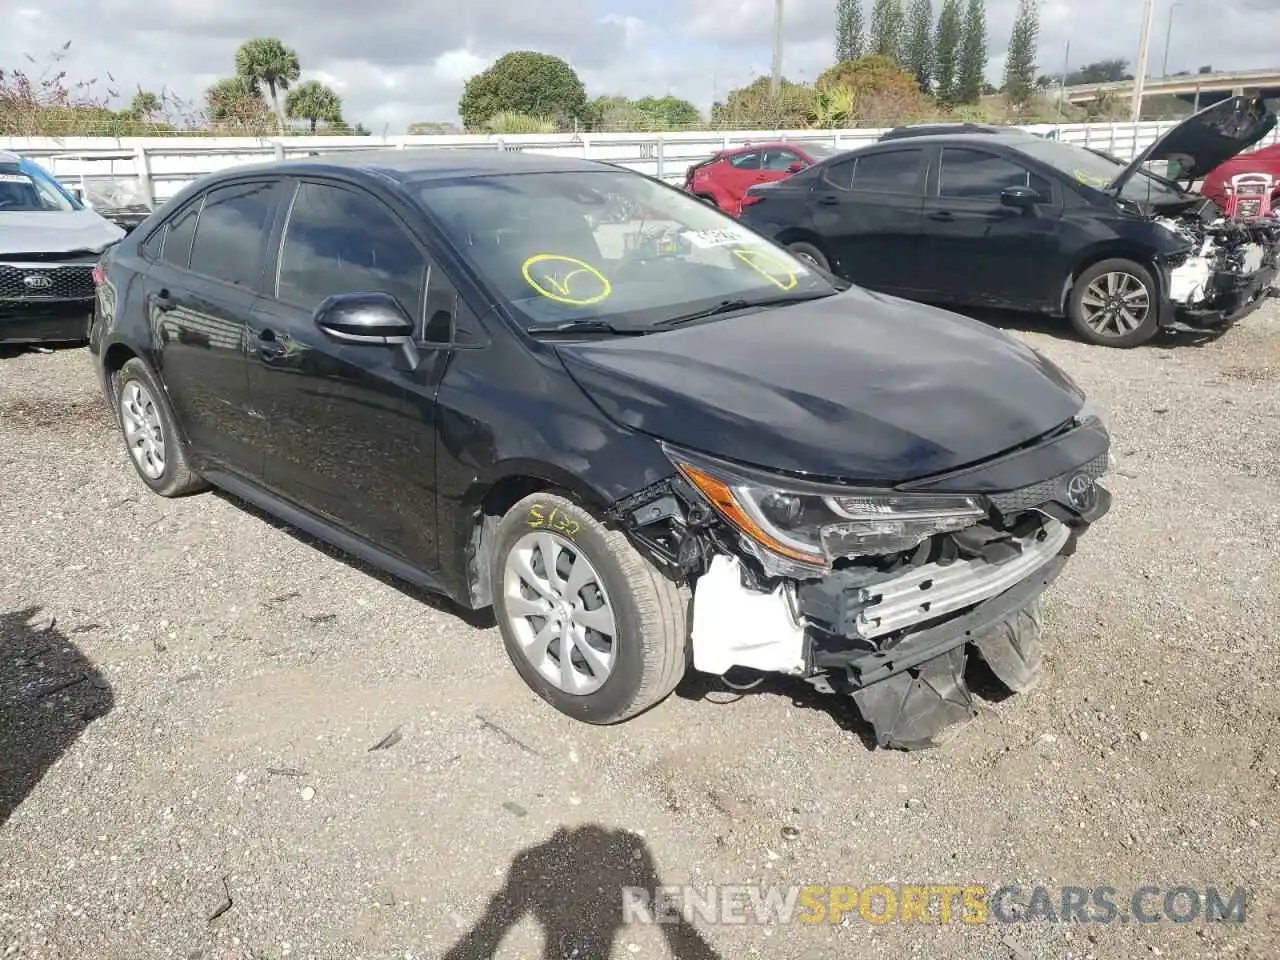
[917,146,1061,309]
[148,181,281,475]
[245,178,448,571]
[808,146,927,291]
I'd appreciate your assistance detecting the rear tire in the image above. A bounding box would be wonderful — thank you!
[490,492,688,724]
[1067,258,1159,347]
[112,358,207,497]
[787,241,830,272]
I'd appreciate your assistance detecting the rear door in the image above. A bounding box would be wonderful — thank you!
[145,179,283,475]
[919,146,1061,308]
[808,146,927,290]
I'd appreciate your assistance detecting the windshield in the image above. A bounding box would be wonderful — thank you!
[0,162,79,213]
[1011,138,1185,204]
[418,169,836,331]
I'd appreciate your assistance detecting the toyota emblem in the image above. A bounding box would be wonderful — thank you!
[1065,473,1096,511]
[22,274,53,290]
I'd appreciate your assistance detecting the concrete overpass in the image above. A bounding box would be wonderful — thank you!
[1061,69,1280,110]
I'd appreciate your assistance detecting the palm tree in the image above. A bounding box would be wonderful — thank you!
[285,80,343,133]
[234,37,301,132]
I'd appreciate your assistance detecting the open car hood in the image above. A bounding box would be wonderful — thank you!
[1107,95,1276,194]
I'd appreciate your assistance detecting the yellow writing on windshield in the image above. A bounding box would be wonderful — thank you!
[1071,170,1110,187]
[732,248,799,291]
[522,254,613,306]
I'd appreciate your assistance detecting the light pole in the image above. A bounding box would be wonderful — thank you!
[1131,0,1156,121]
[1161,1,1184,78]
[770,0,784,97]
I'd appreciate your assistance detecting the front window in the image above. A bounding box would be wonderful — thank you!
[417,169,837,331]
[0,162,79,212]
[1011,138,1184,204]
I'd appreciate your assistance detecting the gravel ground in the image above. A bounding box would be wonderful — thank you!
[2,304,1279,960]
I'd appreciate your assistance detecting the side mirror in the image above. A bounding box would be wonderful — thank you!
[1001,185,1041,209]
[786,161,805,173]
[314,292,415,345]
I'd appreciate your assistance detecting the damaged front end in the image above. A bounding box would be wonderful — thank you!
[608,410,1113,750]
[1154,199,1280,329]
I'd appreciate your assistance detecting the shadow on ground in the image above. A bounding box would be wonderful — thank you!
[956,305,1232,348]
[212,491,497,631]
[0,607,114,827]
[442,824,721,960]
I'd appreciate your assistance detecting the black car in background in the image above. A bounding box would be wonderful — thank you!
[741,97,1280,347]
[89,150,1112,749]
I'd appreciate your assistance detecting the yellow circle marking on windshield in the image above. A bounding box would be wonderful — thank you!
[522,254,612,306]
[732,248,798,291]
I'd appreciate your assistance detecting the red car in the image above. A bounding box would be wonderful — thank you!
[1200,142,1280,212]
[684,141,840,216]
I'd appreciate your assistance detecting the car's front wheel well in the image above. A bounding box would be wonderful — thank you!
[466,474,607,610]
[1060,247,1163,314]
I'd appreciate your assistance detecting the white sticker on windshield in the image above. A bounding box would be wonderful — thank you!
[0,173,33,184]
[681,226,756,248]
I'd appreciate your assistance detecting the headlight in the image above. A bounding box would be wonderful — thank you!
[665,445,987,573]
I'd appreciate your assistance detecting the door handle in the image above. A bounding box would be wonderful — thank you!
[927,211,956,222]
[816,195,839,206]
[254,327,288,361]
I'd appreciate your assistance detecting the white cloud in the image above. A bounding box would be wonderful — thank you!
[0,0,1276,134]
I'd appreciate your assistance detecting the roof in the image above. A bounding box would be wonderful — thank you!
[210,148,614,185]
[860,132,1048,148]
[0,151,22,165]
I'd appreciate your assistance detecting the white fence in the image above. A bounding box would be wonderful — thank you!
[5,120,1279,209]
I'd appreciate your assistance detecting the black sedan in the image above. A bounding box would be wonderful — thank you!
[89,149,1112,748]
[740,96,1280,347]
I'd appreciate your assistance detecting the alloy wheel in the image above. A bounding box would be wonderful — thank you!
[502,531,618,695]
[119,380,166,480]
[1080,271,1151,337]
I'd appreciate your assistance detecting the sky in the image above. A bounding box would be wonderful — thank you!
[4,0,1278,134]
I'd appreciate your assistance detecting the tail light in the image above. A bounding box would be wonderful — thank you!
[91,263,106,287]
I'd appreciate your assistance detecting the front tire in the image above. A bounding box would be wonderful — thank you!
[112,358,207,497]
[490,492,688,724]
[1067,258,1159,347]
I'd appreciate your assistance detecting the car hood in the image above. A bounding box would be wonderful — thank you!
[1107,95,1277,194]
[553,288,1086,484]
[0,208,124,256]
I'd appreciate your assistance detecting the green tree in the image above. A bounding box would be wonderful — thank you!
[869,0,906,65]
[285,79,343,132]
[128,90,161,121]
[933,0,963,103]
[234,37,301,132]
[459,51,587,131]
[205,76,267,126]
[903,0,934,92]
[956,0,987,104]
[1002,0,1039,109]
[632,95,701,129]
[835,0,865,62]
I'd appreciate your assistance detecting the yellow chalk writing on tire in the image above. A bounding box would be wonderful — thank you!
[522,254,613,306]
[731,248,798,291]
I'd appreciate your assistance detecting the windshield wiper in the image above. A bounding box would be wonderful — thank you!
[653,292,831,329]
[525,319,647,336]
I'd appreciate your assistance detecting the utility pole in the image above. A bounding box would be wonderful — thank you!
[770,0,784,97]
[1160,1,1182,78]
[1056,39,1071,125]
[1131,0,1155,121]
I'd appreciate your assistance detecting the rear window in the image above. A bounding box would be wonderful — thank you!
[851,149,924,194]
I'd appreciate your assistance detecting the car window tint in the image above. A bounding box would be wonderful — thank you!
[823,158,856,190]
[277,181,427,315]
[160,200,201,269]
[939,148,1052,199]
[729,152,761,170]
[139,224,166,260]
[851,149,923,194]
[761,150,800,171]
[188,182,275,286]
